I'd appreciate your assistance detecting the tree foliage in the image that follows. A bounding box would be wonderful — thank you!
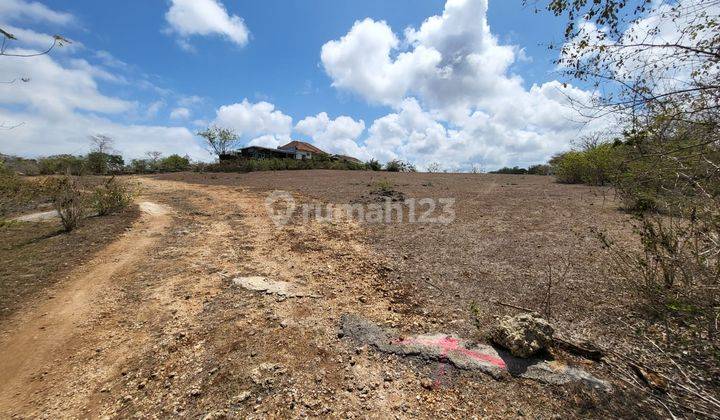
[197,126,240,157]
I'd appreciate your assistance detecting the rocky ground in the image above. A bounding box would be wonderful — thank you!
[0,173,684,418]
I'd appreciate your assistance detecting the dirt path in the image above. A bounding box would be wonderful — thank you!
[0,199,172,414]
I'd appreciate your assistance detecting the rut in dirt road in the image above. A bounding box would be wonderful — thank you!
[0,201,172,413]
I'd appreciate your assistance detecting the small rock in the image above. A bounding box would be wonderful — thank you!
[232,390,252,404]
[491,313,554,358]
[420,378,434,390]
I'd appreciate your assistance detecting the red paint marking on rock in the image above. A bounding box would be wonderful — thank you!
[397,336,507,369]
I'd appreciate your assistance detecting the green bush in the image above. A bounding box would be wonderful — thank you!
[91,177,133,216]
[550,143,620,186]
[208,157,370,173]
[131,159,151,174]
[367,159,382,171]
[85,152,124,175]
[38,155,86,175]
[385,160,416,172]
[491,166,528,175]
[527,164,551,175]
[160,154,191,172]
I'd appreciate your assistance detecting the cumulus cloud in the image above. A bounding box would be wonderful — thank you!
[213,99,292,146]
[295,112,366,157]
[0,53,133,117]
[321,18,441,106]
[165,0,250,50]
[321,0,610,170]
[170,107,191,120]
[0,0,74,25]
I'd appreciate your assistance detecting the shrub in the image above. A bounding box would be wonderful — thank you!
[551,151,588,184]
[91,177,133,216]
[38,155,85,175]
[0,154,40,175]
[373,179,394,193]
[45,176,86,232]
[131,159,151,174]
[366,159,382,171]
[160,154,190,172]
[85,152,124,175]
[491,166,528,175]
[527,164,551,175]
[385,160,416,172]
[207,157,369,173]
[0,163,44,218]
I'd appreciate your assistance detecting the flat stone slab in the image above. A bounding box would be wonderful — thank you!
[11,210,60,222]
[339,314,610,390]
[233,276,317,298]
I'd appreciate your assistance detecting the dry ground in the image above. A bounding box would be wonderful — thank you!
[0,171,697,418]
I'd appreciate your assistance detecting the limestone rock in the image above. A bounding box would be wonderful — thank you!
[491,313,554,358]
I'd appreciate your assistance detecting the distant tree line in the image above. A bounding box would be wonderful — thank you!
[490,164,552,175]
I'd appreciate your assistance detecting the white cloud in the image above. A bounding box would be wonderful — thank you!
[0,0,74,25]
[321,18,441,106]
[0,108,211,161]
[177,95,204,107]
[146,100,166,119]
[321,0,611,170]
[0,52,133,117]
[248,134,285,149]
[165,0,250,49]
[213,99,292,145]
[295,112,366,157]
[170,107,191,120]
[94,50,129,70]
[0,27,211,162]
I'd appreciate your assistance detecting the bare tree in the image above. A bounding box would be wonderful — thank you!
[89,134,115,154]
[527,0,720,124]
[197,126,240,158]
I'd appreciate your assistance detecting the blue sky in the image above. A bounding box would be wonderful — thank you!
[0,0,601,170]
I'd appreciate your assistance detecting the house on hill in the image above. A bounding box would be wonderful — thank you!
[222,140,363,164]
[278,141,327,160]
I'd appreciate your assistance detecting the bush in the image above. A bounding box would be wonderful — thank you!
[131,159,151,174]
[550,142,620,186]
[207,157,369,173]
[0,154,40,175]
[0,163,43,218]
[38,155,85,175]
[367,159,382,171]
[527,164,551,175]
[373,179,394,193]
[491,166,528,175]
[160,154,190,172]
[91,177,133,216]
[385,160,416,172]
[45,176,86,232]
[85,152,124,175]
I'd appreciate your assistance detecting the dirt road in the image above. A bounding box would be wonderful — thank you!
[0,177,620,418]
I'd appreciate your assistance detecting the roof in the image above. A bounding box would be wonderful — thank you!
[241,146,294,154]
[278,141,327,155]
